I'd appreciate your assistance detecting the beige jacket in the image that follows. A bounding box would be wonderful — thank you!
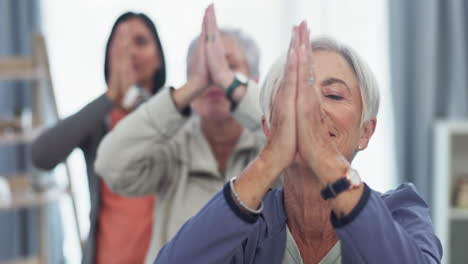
[95,82,264,263]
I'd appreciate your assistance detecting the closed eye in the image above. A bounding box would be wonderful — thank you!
[325,94,344,101]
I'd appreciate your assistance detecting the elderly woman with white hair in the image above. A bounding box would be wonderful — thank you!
[154,21,442,264]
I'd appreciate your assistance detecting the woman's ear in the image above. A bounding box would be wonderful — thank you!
[262,116,270,138]
[357,118,377,150]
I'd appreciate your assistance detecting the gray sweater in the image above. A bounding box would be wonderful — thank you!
[31,94,114,264]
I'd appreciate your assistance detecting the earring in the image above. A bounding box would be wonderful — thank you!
[357,144,363,150]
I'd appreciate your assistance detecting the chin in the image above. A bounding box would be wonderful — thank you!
[198,107,230,120]
[209,111,232,122]
[209,103,231,116]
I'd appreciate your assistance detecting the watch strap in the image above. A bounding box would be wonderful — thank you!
[321,177,350,200]
[226,78,243,111]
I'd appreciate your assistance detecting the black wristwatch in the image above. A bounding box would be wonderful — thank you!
[321,168,362,200]
[225,72,248,110]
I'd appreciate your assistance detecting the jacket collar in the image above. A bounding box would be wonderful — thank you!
[187,116,258,178]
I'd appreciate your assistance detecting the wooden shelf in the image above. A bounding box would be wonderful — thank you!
[0,57,42,81]
[434,121,468,263]
[451,208,468,220]
[0,120,43,144]
[0,175,68,211]
[0,33,83,259]
[0,256,38,264]
[0,129,41,144]
[0,71,42,81]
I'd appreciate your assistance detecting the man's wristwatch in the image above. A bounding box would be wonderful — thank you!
[320,168,362,200]
[226,72,248,110]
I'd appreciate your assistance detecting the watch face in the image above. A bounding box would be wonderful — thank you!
[235,72,248,84]
[348,169,361,186]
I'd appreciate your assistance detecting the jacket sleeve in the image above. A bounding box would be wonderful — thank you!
[154,184,261,264]
[94,87,190,196]
[232,80,263,132]
[31,94,114,170]
[95,82,264,197]
[333,184,443,264]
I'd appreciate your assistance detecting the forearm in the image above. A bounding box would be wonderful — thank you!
[32,94,113,169]
[172,79,205,111]
[309,157,363,217]
[95,88,187,196]
[154,185,258,264]
[331,184,365,217]
[234,152,282,210]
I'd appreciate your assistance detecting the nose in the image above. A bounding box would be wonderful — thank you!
[128,44,136,57]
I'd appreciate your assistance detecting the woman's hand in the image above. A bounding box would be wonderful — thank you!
[259,27,300,175]
[230,26,300,211]
[186,6,210,95]
[173,5,214,110]
[107,24,136,107]
[204,4,235,90]
[295,22,350,185]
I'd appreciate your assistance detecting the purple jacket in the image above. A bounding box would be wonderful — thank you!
[154,183,442,263]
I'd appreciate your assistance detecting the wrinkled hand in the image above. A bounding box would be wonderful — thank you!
[295,22,349,184]
[107,24,136,106]
[260,27,300,173]
[204,4,234,90]
[187,6,210,94]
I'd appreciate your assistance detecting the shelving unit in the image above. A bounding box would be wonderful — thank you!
[450,208,468,221]
[434,121,468,264]
[0,175,68,264]
[0,175,67,210]
[1,257,37,264]
[0,130,42,145]
[0,120,43,145]
[0,33,82,264]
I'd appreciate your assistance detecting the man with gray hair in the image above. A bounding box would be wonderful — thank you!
[95,4,264,263]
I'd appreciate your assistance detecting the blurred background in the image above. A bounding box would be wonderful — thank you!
[0,0,467,263]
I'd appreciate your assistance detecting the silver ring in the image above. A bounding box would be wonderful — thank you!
[308,77,315,85]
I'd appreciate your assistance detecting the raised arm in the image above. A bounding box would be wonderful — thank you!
[203,4,262,131]
[153,14,301,264]
[32,23,138,170]
[94,87,191,196]
[294,22,441,263]
[31,94,113,170]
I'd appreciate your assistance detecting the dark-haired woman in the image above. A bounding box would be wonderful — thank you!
[31,12,166,264]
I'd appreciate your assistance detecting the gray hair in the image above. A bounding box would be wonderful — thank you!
[260,36,380,126]
[186,28,261,80]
